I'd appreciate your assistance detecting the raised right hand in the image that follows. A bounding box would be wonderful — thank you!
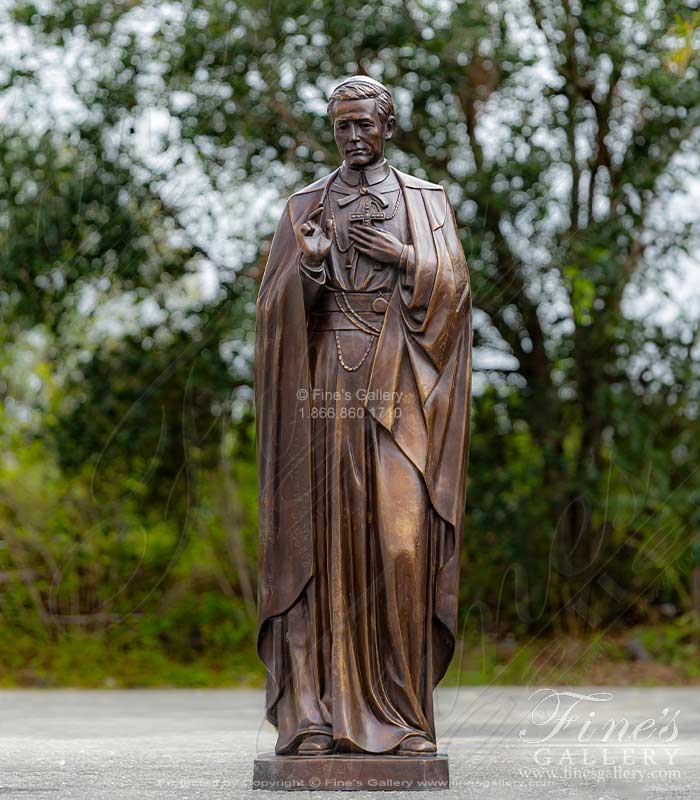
[297,207,334,266]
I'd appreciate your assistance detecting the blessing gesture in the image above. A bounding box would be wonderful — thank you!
[297,207,334,266]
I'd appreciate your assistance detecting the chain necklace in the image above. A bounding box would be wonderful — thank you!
[334,331,376,372]
[332,292,381,372]
[324,171,395,372]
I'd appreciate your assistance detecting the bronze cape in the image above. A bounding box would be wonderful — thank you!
[255,166,472,751]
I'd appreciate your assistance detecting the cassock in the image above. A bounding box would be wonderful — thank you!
[254,158,472,754]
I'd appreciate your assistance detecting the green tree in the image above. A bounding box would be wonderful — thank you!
[3,0,700,645]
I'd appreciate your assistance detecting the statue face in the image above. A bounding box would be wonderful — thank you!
[332,98,395,168]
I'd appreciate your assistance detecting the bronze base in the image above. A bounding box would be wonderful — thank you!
[252,752,449,791]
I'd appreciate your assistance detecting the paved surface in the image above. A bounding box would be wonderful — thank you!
[0,687,698,798]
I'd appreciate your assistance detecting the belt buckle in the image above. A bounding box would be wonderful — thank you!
[371,295,389,313]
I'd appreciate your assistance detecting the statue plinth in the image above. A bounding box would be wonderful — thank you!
[252,752,449,791]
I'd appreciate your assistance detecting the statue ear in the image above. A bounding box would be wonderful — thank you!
[383,115,396,141]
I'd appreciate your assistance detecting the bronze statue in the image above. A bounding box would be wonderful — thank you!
[254,76,472,765]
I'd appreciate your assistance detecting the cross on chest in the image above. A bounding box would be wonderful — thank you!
[350,199,386,226]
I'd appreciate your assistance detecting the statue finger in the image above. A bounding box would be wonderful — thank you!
[358,227,383,241]
[353,241,375,256]
[349,228,374,242]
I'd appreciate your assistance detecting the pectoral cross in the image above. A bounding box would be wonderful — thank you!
[350,198,386,227]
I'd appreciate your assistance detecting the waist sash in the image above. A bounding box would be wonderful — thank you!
[310,290,390,333]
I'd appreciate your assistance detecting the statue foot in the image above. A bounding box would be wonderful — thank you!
[397,736,437,756]
[297,733,335,756]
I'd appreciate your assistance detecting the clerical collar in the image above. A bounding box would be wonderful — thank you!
[340,158,390,187]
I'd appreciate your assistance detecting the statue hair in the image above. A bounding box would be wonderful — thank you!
[327,77,395,126]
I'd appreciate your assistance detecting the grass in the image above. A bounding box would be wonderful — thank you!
[0,629,264,688]
[445,617,700,686]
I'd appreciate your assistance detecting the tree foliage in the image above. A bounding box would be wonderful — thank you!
[2,0,700,677]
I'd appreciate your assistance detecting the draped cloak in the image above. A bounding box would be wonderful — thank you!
[254,166,472,729]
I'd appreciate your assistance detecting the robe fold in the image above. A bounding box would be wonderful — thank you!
[254,166,472,748]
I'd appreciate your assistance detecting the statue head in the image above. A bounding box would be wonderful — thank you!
[327,76,396,169]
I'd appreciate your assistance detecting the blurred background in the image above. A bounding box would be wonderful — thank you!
[1,0,700,688]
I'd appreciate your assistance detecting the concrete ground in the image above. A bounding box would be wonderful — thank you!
[0,687,697,799]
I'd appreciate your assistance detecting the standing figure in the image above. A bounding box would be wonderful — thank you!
[255,76,471,758]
